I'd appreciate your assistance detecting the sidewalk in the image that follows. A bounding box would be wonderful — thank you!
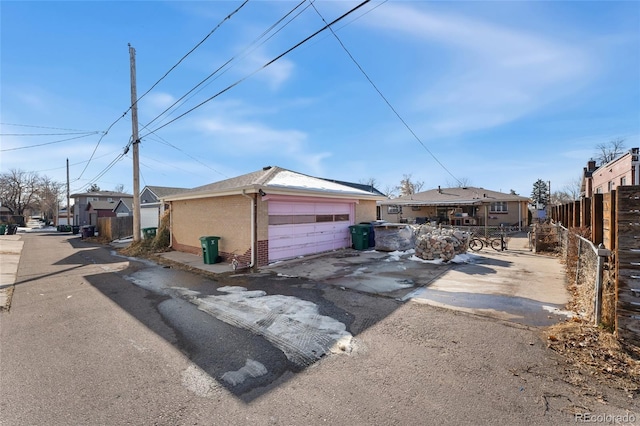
[0,235,24,310]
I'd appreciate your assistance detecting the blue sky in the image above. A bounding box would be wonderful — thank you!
[2,1,639,198]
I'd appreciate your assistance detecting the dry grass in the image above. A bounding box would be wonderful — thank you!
[547,318,640,396]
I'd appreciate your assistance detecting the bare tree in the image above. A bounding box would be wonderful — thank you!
[562,175,582,201]
[358,178,378,193]
[0,169,40,223]
[88,183,101,192]
[446,177,473,188]
[114,183,126,193]
[35,177,64,223]
[397,174,424,196]
[595,138,626,165]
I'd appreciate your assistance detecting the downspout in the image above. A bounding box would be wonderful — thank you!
[169,201,173,248]
[241,190,256,268]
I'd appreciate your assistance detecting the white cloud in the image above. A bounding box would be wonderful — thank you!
[194,109,331,175]
[362,3,593,136]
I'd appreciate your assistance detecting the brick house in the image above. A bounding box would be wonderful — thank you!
[378,186,530,228]
[162,166,386,267]
[582,148,640,197]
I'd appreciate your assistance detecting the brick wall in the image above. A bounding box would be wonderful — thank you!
[170,195,252,262]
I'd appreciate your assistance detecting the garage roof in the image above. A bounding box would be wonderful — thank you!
[162,166,387,201]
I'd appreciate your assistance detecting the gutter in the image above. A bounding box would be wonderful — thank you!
[241,190,256,268]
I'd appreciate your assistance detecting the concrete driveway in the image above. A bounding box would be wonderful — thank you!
[264,235,571,327]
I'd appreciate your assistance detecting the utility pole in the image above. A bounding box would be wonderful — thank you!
[129,44,141,242]
[66,158,70,226]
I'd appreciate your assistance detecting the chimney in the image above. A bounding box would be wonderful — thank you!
[588,160,596,171]
[438,186,442,194]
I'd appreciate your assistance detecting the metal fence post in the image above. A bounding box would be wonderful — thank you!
[594,243,611,326]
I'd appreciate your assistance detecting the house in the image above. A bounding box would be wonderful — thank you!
[56,206,74,225]
[70,191,133,226]
[140,186,188,229]
[113,198,133,217]
[378,186,530,228]
[162,166,386,267]
[582,148,639,197]
[85,200,118,223]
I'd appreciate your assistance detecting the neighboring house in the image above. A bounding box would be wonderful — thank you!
[162,166,386,267]
[0,205,14,223]
[583,148,639,197]
[113,198,133,217]
[140,185,189,229]
[70,191,133,225]
[378,186,530,228]
[85,200,117,225]
[56,206,74,226]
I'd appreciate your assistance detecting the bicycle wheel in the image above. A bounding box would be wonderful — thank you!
[469,238,483,251]
[490,238,503,251]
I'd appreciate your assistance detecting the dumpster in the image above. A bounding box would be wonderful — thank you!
[142,227,157,240]
[0,224,6,235]
[349,225,369,250]
[199,236,220,264]
[81,225,95,239]
[72,225,80,235]
[6,224,18,235]
[359,222,376,248]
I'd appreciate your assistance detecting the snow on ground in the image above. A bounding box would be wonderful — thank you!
[174,286,353,367]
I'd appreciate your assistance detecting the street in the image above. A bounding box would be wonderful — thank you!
[0,233,636,425]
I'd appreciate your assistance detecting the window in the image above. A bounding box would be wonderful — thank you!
[608,181,614,192]
[387,205,401,214]
[411,206,421,211]
[596,187,602,194]
[490,202,508,213]
[107,198,113,202]
[621,177,627,186]
[90,197,99,201]
[268,214,351,225]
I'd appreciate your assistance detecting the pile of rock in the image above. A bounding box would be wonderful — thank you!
[414,226,470,261]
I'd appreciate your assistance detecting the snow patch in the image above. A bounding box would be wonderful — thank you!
[221,359,268,386]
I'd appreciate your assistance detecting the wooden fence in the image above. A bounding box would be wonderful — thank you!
[551,186,640,346]
[97,216,133,241]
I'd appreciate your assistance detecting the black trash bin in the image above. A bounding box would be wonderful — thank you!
[6,224,18,235]
[72,225,80,235]
[81,225,95,239]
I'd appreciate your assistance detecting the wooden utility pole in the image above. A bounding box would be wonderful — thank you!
[66,158,70,225]
[129,44,141,242]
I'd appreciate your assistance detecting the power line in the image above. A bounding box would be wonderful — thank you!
[0,123,98,132]
[142,0,309,131]
[1,132,99,136]
[76,1,251,185]
[135,0,250,108]
[144,131,228,178]
[141,0,372,138]
[310,2,462,186]
[0,132,101,152]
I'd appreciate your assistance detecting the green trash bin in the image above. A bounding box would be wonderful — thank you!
[142,227,157,240]
[349,225,369,251]
[199,236,220,264]
[0,224,6,235]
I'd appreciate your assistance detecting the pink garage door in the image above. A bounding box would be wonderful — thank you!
[268,201,354,261]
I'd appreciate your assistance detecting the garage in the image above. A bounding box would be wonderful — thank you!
[268,200,354,261]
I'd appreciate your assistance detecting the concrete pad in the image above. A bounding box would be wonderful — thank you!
[158,250,235,275]
[0,235,24,310]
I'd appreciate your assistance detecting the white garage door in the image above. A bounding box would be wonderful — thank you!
[140,206,160,229]
[268,201,354,261]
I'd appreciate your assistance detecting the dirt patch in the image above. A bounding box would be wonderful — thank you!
[546,318,640,398]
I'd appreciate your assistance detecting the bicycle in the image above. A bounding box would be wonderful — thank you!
[468,234,506,252]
